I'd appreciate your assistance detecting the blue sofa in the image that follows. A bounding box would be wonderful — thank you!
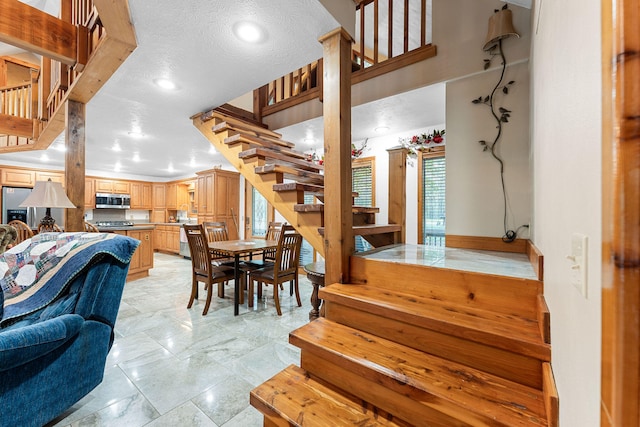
[0,233,139,427]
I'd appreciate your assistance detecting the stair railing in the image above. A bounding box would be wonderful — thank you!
[257,0,435,117]
[0,83,32,119]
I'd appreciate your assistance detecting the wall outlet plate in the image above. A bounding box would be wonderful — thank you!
[569,233,588,298]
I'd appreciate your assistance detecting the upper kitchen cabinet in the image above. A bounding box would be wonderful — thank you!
[1,168,35,187]
[130,182,152,210]
[95,179,130,194]
[35,171,63,184]
[196,169,240,239]
[85,178,95,208]
[152,184,166,209]
[166,182,189,210]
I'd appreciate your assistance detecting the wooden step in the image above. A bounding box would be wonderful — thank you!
[273,182,358,204]
[318,224,401,236]
[250,365,411,427]
[292,318,549,427]
[349,255,543,320]
[255,164,324,185]
[294,204,378,214]
[239,147,323,173]
[212,119,282,140]
[320,283,550,389]
[225,132,296,150]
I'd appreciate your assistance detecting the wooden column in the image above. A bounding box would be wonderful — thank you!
[64,100,85,232]
[601,0,640,425]
[319,27,354,285]
[387,147,407,243]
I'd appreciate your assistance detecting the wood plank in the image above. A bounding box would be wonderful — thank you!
[349,256,543,319]
[93,0,137,45]
[319,27,354,285]
[293,319,547,426]
[255,164,324,185]
[446,234,528,253]
[225,132,295,150]
[250,365,408,427]
[0,0,77,65]
[239,147,323,172]
[321,283,550,361]
[294,204,379,214]
[0,113,33,137]
[325,300,544,389]
[273,182,325,194]
[64,100,85,232]
[537,295,551,344]
[210,117,282,139]
[526,240,544,281]
[542,363,559,427]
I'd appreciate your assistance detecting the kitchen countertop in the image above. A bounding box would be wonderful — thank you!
[96,224,157,232]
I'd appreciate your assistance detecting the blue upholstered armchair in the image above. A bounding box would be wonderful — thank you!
[0,233,139,427]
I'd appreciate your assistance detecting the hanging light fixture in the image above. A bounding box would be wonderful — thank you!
[483,7,520,51]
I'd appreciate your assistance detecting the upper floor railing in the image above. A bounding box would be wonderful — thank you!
[256,0,436,117]
[0,83,32,119]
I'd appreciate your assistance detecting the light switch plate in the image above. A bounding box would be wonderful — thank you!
[569,233,588,298]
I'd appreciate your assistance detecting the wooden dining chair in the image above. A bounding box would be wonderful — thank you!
[245,221,283,269]
[183,224,235,315]
[84,222,100,232]
[203,221,234,264]
[8,220,34,244]
[248,224,303,315]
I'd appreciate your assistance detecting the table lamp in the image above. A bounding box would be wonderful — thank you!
[19,179,76,230]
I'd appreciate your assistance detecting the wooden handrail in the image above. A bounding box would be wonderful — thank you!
[0,82,32,119]
[257,0,434,116]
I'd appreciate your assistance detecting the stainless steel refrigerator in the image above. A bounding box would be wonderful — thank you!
[2,187,64,229]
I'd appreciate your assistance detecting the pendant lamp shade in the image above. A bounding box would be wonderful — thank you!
[483,8,520,51]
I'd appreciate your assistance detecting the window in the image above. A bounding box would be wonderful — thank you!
[251,187,268,237]
[352,157,375,252]
[418,148,445,246]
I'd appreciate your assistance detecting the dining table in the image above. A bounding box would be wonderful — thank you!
[208,238,279,315]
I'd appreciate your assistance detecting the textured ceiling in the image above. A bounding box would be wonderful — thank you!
[1,0,446,180]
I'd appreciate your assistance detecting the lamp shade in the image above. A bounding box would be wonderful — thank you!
[19,180,76,209]
[483,8,520,51]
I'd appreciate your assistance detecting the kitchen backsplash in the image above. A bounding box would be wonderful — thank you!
[86,209,150,223]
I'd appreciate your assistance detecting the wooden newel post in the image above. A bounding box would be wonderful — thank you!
[319,27,354,285]
[64,100,85,232]
[387,147,407,243]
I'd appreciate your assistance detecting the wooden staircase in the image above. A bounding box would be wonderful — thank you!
[191,109,401,255]
[250,256,558,426]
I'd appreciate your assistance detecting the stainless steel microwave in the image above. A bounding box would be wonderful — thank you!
[95,193,131,209]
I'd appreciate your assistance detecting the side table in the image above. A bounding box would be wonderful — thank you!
[303,262,325,320]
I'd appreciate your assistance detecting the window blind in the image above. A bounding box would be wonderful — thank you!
[353,164,373,207]
[422,155,446,246]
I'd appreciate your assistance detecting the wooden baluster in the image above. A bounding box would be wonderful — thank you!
[388,0,393,58]
[404,0,409,53]
[360,1,365,67]
[420,0,426,47]
[373,0,379,65]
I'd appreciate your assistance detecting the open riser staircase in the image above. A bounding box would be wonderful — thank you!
[191,110,401,256]
[251,257,558,426]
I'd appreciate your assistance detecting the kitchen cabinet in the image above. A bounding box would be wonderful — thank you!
[130,182,152,209]
[151,209,166,223]
[196,169,240,239]
[153,224,181,254]
[152,183,166,208]
[1,168,35,187]
[84,178,95,208]
[114,228,154,280]
[35,171,63,184]
[166,183,189,210]
[95,179,130,194]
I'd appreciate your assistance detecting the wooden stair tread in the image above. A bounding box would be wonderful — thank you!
[292,318,548,426]
[273,182,325,194]
[294,204,379,214]
[239,147,323,172]
[225,132,296,149]
[318,224,401,236]
[212,120,282,139]
[251,365,409,427]
[320,283,550,361]
[255,164,324,185]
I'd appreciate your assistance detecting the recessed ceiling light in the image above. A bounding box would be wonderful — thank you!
[114,162,122,172]
[53,144,66,152]
[233,21,266,43]
[40,153,49,162]
[375,126,390,133]
[209,146,217,154]
[132,152,141,162]
[168,163,175,173]
[128,131,143,138]
[189,157,196,167]
[304,137,315,145]
[112,142,122,152]
[153,78,176,90]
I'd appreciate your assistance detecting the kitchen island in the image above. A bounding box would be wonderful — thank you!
[94,223,155,281]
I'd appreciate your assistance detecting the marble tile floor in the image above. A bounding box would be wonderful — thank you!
[48,253,313,427]
[357,243,537,280]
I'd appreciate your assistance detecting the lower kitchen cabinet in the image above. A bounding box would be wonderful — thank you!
[153,225,181,254]
[114,229,154,281]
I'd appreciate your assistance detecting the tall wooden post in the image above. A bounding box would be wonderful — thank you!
[319,27,354,285]
[64,100,85,232]
[387,147,407,243]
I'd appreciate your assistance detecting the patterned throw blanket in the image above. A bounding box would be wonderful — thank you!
[0,232,138,326]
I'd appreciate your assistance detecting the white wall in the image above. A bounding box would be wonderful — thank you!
[446,60,531,238]
[531,0,602,425]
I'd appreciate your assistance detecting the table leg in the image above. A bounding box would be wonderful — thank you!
[234,253,240,316]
